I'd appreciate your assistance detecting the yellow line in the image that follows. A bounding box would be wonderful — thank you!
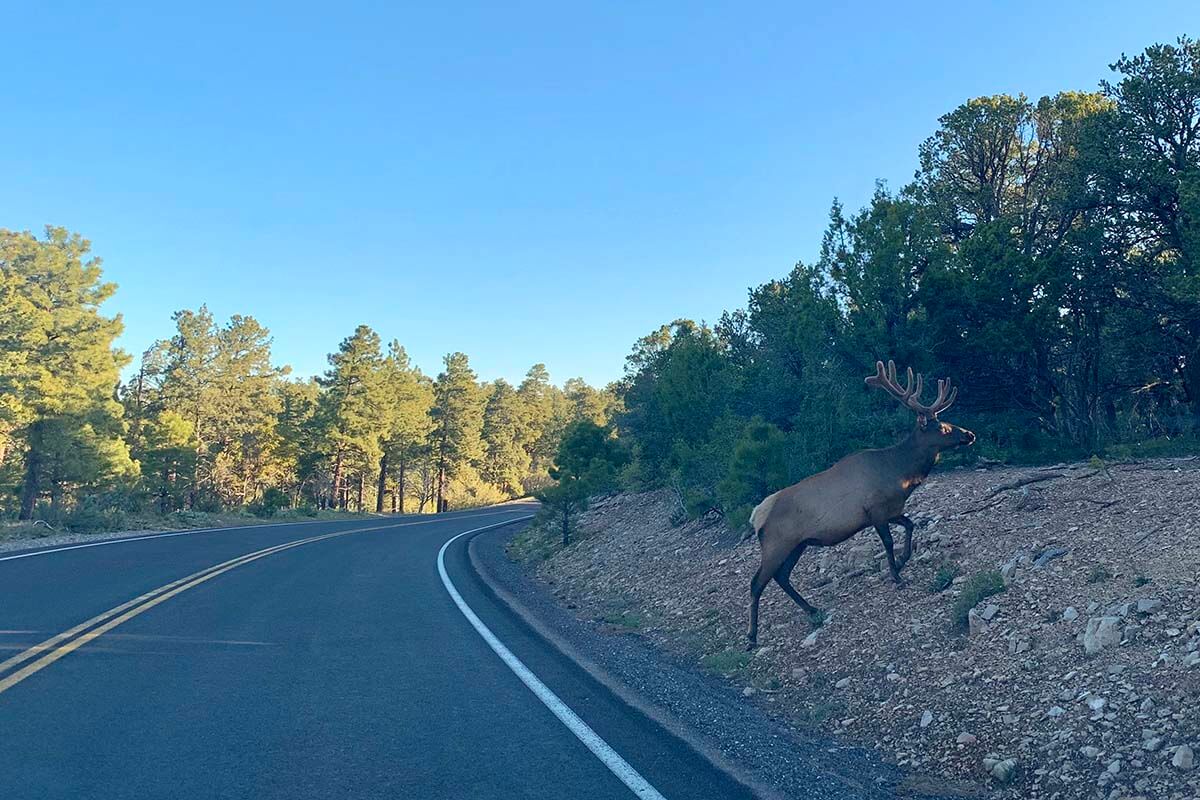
[0,510,524,695]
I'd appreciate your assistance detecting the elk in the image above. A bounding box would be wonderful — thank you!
[745,360,975,648]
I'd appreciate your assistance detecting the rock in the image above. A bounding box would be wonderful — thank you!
[801,630,819,648]
[1143,737,1163,752]
[1106,759,1121,774]
[957,732,977,745]
[1062,606,1079,622]
[1080,745,1101,758]
[1083,617,1122,655]
[985,757,1017,783]
[1135,597,1163,615]
[742,686,756,697]
[1000,562,1018,586]
[1048,705,1066,718]
[1183,651,1200,669]
[835,677,851,689]
[920,710,933,728]
[1087,696,1107,713]
[968,608,988,637]
[981,603,1000,621]
[1033,545,1069,568]
[885,672,901,682]
[1173,744,1194,770]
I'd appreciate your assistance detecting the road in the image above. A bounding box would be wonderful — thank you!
[0,505,753,800]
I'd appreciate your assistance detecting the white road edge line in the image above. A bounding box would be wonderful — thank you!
[0,508,527,563]
[437,518,668,800]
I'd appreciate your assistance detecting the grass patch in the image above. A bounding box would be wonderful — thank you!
[1133,574,1152,587]
[1087,564,1113,584]
[796,700,843,726]
[700,649,752,674]
[506,523,561,563]
[600,611,644,629]
[951,569,1005,628]
[928,564,958,593]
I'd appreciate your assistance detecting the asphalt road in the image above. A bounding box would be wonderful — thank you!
[0,505,753,800]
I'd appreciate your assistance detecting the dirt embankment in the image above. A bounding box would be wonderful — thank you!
[512,458,1200,800]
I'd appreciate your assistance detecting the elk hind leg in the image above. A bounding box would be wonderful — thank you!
[773,544,822,624]
[891,515,916,567]
[747,544,788,649]
[875,524,904,585]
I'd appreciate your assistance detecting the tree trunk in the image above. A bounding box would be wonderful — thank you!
[18,434,42,521]
[331,451,344,510]
[376,454,388,514]
[397,460,406,515]
[435,459,445,514]
[357,472,365,512]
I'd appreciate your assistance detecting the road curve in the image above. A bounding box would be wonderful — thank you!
[0,505,752,799]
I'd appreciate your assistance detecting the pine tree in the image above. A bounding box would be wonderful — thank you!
[0,227,135,519]
[429,352,485,512]
[480,379,531,496]
[376,341,433,513]
[315,326,387,509]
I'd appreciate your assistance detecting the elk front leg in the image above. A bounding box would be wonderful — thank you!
[891,515,916,568]
[875,524,904,585]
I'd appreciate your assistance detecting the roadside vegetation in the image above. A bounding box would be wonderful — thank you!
[520,37,1200,548]
[0,233,614,531]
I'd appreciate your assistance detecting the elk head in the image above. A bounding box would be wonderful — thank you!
[865,360,975,451]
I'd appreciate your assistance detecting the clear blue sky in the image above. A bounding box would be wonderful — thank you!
[3,3,1194,387]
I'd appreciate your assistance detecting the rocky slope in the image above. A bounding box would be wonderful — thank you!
[513,457,1200,800]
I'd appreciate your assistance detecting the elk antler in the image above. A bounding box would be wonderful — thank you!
[865,360,957,418]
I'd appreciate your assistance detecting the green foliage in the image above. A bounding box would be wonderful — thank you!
[1087,564,1113,584]
[252,487,290,518]
[611,37,1200,505]
[699,649,752,674]
[717,417,790,520]
[928,564,959,593]
[952,570,1006,628]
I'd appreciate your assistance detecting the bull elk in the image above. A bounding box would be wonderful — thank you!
[745,360,975,648]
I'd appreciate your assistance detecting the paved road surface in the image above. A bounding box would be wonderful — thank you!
[0,505,753,799]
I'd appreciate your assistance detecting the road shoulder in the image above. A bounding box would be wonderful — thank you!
[469,524,950,800]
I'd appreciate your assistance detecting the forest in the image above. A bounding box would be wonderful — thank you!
[0,244,615,528]
[3,37,1199,534]
[606,37,1200,525]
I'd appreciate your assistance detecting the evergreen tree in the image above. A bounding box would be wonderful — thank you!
[376,341,433,513]
[0,227,134,519]
[315,325,387,509]
[429,352,485,511]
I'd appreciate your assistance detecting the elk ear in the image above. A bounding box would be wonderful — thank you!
[917,414,930,430]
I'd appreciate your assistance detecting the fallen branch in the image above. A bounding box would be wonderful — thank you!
[982,472,1064,500]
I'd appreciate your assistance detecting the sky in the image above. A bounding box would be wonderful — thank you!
[3,2,1195,387]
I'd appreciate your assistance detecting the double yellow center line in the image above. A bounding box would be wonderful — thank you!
[0,512,521,696]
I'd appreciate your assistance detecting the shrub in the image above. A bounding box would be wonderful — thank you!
[251,488,290,518]
[1087,564,1113,584]
[929,564,958,593]
[700,649,752,674]
[63,502,127,534]
[952,569,1005,628]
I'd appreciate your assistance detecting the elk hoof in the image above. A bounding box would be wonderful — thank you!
[745,636,758,651]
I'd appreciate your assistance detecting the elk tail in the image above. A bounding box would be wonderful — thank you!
[743,492,779,543]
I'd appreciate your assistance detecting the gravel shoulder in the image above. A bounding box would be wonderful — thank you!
[472,522,982,800]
